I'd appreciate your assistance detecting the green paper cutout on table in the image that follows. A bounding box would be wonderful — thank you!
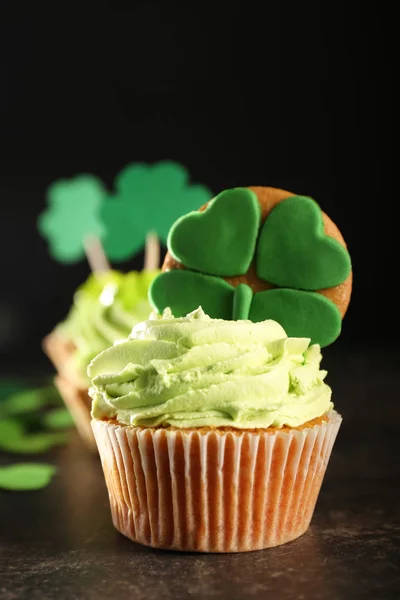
[0,384,72,493]
[38,175,107,263]
[0,464,57,491]
[168,188,261,276]
[102,161,213,261]
[256,196,351,290]
[0,418,22,441]
[150,270,235,319]
[0,418,68,454]
[249,289,342,346]
[0,380,28,403]
[43,408,75,430]
[0,385,61,418]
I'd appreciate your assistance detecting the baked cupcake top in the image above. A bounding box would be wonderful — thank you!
[149,186,352,347]
[88,307,332,429]
[56,269,159,385]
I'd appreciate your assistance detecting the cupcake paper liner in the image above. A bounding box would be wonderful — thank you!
[92,411,341,552]
[43,332,87,390]
[54,375,97,451]
[43,332,97,451]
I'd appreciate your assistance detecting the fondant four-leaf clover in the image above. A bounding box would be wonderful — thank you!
[102,161,213,261]
[150,188,352,347]
[38,175,107,263]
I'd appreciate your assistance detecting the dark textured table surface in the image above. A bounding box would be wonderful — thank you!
[1,347,399,600]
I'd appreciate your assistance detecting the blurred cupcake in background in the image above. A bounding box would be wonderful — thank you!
[38,162,213,450]
[43,269,159,450]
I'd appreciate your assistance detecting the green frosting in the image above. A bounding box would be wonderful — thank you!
[89,307,333,429]
[256,196,351,290]
[249,289,342,347]
[56,270,159,385]
[168,188,261,276]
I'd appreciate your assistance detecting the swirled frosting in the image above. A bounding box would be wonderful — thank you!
[88,307,333,428]
[56,270,158,385]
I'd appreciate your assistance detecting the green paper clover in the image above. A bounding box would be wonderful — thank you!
[0,418,69,454]
[102,161,213,261]
[0,380,28,403]
[0,385,71,454]
[0,464,57,491]
[0,383,72,495]
[38,175,107,263]
[42,408,75,430]
[150,190,351,346]
[0,385,62,418]
[38,163,213,264]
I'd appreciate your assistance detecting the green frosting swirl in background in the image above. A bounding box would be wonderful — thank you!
[56,270,159,385]
[89,307,333,429]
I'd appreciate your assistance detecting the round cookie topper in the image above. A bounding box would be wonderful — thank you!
[149,186,352,346]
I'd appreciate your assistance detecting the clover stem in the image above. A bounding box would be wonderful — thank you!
[83,235,110,273]
[144,231,160,271]
[232,284,253,320]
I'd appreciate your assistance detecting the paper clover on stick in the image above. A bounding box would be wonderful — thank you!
[38,162,213,265]
[38,175,107,263]
[101,161,213,261]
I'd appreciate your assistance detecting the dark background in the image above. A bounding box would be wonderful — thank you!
[0,2,394,370]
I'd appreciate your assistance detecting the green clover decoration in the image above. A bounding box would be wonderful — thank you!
[149,188,352,347]
[38,162,213,264]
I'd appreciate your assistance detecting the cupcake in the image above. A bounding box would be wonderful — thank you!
[89,307,341,552]
[44,269,158,450]
[89,185,351,551]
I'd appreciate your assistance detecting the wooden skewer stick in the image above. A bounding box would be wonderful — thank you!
[144,231,160,271]
[83,234,110,273]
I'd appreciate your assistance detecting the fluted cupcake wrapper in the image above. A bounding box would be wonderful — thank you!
[54,376,97,452]
[92,411,341,553]
[43,332,97,452]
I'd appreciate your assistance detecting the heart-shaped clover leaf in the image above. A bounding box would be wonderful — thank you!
[256,196,351,290]
[168,188,261,277]
[249,288,342,346]
[150,270,235,319]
